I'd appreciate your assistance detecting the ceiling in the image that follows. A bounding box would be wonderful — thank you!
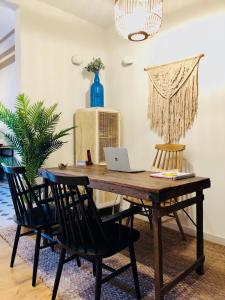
[38,0,114,28]
[38,0,225,29]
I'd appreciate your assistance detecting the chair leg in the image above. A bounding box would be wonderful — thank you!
[93,261,96,276]
[32,229,42,287]
[95,258,102,300]
[10,224,21,267]
[48,228,55,252]
[76,256,81,267]
[173,212,186,241]
[52,248,66,300]
[149,217,153,231]
[42,228,48,247]
[143,208,153,231]
[126,203,134,226]
[129,243,141,300]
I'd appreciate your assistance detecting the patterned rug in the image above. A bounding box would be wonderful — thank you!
[1,223,225,300]
[0,226,156,300]
[0,180,14,228]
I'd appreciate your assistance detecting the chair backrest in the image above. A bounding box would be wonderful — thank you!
[46,171,109,254]
[2,164,46,224]
[151,144,185,172]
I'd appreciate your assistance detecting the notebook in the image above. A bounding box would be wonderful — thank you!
[150,171,195,180]
[104,147,145,173]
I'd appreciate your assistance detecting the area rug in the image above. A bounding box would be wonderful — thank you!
[0,181,14,228]
[1,222,225,300]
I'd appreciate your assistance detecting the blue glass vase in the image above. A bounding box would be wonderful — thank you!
[90,71,104,107]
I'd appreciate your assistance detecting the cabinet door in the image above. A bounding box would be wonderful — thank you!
[98,111,120,163]
[75,109,121,209]
[75,110,97,162]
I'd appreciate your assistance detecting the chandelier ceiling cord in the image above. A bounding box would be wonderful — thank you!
[114,0,163,42]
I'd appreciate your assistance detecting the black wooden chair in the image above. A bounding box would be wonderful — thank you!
[46,171,142,300]
[2,164,61,287]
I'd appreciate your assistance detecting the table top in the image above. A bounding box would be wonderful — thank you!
[40,165,211,202]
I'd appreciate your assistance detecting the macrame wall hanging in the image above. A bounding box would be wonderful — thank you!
[145,54,204,143]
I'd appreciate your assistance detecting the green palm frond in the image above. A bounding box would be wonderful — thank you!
[0,94,73,185]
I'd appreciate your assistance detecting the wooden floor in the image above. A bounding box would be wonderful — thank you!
[0,236,57,300]
[1,221,225,300]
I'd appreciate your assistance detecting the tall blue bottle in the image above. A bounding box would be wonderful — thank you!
[90,71,104,107]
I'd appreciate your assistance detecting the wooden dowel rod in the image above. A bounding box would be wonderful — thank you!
[144,53,205,71]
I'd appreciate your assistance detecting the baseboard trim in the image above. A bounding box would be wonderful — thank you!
[135,215,225,246]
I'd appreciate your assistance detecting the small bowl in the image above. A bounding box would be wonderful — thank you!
[58,163,68,170]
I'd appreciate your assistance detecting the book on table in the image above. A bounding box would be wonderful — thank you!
[150,171,195,180]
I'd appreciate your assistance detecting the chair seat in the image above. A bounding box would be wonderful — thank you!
[14,203,58,228]
[57,222,140,258]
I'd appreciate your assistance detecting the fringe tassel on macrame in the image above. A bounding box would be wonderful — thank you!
[145,54,204,143]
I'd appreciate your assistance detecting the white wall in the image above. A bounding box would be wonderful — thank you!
[0,1,15,37]
[0,4,17,109]
[0,3,19,143]
[105,0,225,243]
[9,0,108,166]
[5,0,225,244]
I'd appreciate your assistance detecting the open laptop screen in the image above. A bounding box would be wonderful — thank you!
[104,147,144,173]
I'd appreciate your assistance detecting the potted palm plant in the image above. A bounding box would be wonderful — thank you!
[0,94,73,185]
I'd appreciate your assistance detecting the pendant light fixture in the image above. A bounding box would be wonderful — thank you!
[114,0,163,42]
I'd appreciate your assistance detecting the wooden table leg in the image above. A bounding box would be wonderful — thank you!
[196,190,204,275]
[152,202,164,300]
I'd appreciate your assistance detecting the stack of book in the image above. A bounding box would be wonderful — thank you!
[150,171,195,180]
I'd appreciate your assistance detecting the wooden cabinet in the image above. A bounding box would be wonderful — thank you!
[75,108,120,208]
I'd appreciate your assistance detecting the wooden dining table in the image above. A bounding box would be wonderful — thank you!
[40,164,211,300]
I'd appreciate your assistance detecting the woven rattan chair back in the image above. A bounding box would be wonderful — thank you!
[152,144,185,172]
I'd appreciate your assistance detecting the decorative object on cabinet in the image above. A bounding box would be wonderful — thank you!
[86,149,93,166]
[75,108,120,208]
[84,58,105,107]
[145,53,204,143]
[114,0,163,41]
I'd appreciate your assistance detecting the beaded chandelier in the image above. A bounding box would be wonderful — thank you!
[114,0,163,41]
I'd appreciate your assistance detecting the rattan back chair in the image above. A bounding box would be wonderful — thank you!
[124,144,186,241]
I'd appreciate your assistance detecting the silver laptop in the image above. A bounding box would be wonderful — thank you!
[104,147,145,173]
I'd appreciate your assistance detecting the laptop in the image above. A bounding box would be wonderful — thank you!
[104,147,145,173]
